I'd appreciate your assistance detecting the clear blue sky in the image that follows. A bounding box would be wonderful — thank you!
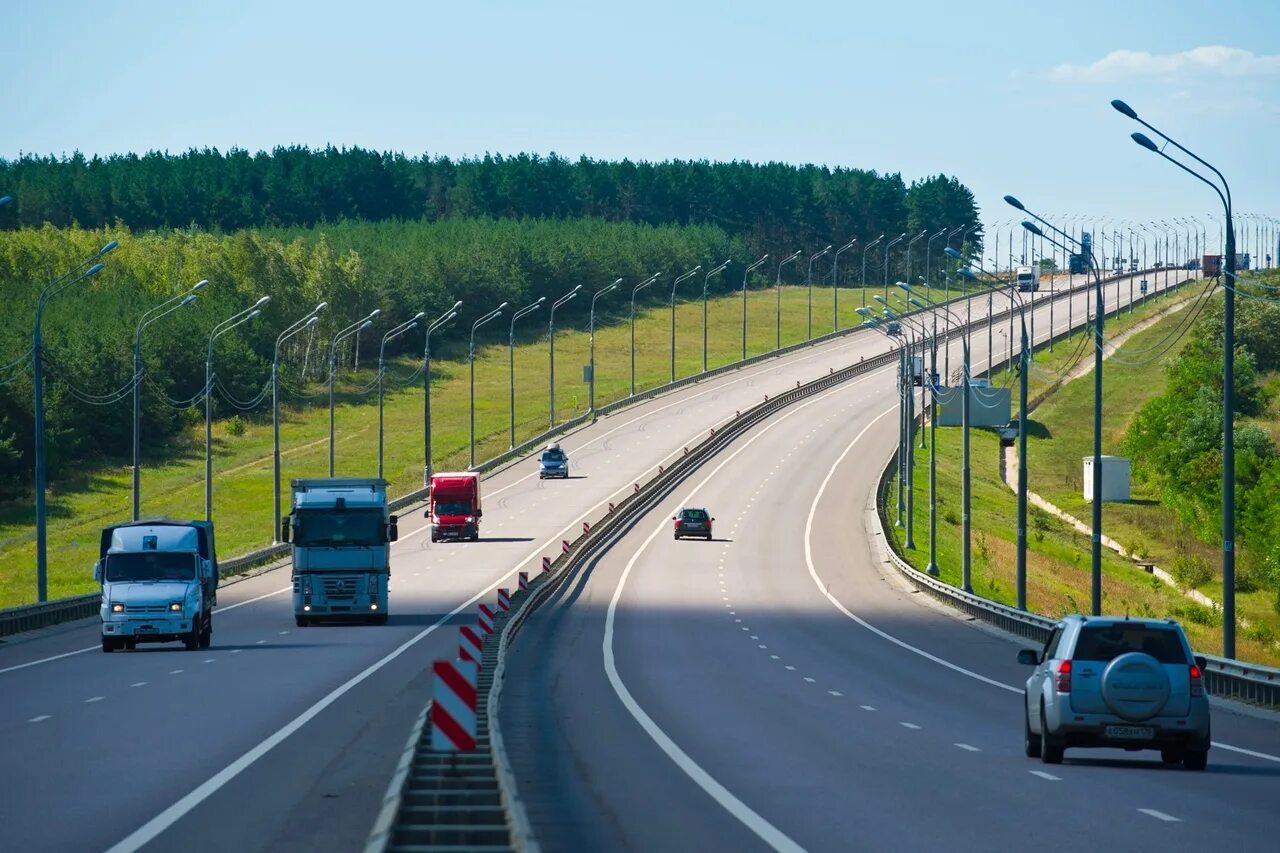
[4,0,1278,240]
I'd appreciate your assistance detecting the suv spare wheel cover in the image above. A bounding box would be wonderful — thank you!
[1100,652,1171,721]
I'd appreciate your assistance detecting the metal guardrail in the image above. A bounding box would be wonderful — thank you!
[0,265,1158,639]
[870,274,1280,710]
[371,336,906,851]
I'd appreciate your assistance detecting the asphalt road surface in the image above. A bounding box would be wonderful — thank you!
[501,271,1280,852]
[0,270,1207,852]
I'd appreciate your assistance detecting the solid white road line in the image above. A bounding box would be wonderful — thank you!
[802,402,1280,763]
[104,478,650,853]
[1137,809,1181,822]
[1029,771,1061,781]
[601,375,893,853]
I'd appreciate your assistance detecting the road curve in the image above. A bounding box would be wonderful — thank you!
[500,273,1280,852]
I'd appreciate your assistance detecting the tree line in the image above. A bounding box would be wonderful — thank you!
[0,147,980,262]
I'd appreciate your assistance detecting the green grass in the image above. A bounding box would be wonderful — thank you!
[890,279,1280,665]
[0,282,966,607]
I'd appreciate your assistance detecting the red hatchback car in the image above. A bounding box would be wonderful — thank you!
[673,507,714,540]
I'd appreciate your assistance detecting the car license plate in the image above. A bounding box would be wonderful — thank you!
[1105,725,1154,740]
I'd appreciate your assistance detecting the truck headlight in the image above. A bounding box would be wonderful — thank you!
[169,602,183,612]
[465,516,475,523]
[111,603,124,613]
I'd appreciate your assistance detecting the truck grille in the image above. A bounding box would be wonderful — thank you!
[125,604,168,614]
[321,576,360,599]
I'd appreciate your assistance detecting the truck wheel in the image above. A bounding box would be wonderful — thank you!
[199,613,212,649]
[183,615,201,650]
[101,636,116,653]
[295,616,309,627]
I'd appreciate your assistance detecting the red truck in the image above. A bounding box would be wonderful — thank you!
[1202,255,1221,277]
[427,472,482,542]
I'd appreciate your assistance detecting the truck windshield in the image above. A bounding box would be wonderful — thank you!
[293,508,385,547]
[434,501,473,516]
[105,552,196,582]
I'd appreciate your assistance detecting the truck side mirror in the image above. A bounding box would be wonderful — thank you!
[280,516,291,543]
[475,509,482,518]
[93,561,103,584]
[388,515,399,543]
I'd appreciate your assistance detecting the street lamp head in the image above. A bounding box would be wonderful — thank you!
[411,311,427,322]
[86,262,105,278]
[958,267,976,280]
[253,295,271,308]
[1110,99,1138,120]
[367,308,381,319]
[909,297,925,307]
[0,195,11,207]
[944,247,961,259]
[535,296,546,304]
[1022,220,1044,237]
[896,281,912,292]
[856,306,872,317]
[305,316,320,327]
[314,301,328,312]
[357,319,372,332]
[246,309,262,322]
[873,294,887,304]
[190,279,209,292]
[178,294,198,308]
[98,239,120,257]
[1003,195,1025,211]
[1131,132,1159,152]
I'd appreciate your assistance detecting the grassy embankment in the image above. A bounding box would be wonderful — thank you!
[0,282,966,607]
[889,279,1280,665]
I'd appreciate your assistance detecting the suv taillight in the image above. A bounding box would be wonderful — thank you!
[1054,660,1072,693]
[1189,664,1204,697]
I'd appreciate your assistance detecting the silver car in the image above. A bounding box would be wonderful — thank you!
[538,444,569,479]
[1017,615,1210,769]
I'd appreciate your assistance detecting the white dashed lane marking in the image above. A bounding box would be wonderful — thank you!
[899,722,920,730]
[860,705,876,712]
[255,640,266,645]
[1137,809,1181,823]
[169,669,183,675]
[828,691,843,697]
[85,696,104,703]
[803,677,816,683]
[29,715,51,723]
[785,665,796,671]
[130,682,147,688]
[954,743,980,752]
[1029,771,1061,781]
[203,659,215,664]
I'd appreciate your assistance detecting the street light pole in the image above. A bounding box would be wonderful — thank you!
[741,255,768,358]
[549,285,582,429]
[379,313,425,478]
[329,310,379,477]
[670,266,701,380]
[133,279,205,519]
[33,240,115,601]
[831,240,856,333]
[702,261,731,371]
[422,302,461,485]
[508,297,545,448]
[590,279,620,411]
[775,252,800,350]
[1116,97,1239,654]
[883,233,907,304]
[860,235,884,309]
[630,273,660,396]
[272,302,324,542]
[207,296,269,521]
[471,303,508,467]
[903,230,927,302]
[806,246,831,340]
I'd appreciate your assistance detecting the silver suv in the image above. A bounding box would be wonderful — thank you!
[1017,615,1210,769]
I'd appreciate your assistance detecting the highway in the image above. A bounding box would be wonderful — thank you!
[500,270,1280,851]
[0,270,1212,852]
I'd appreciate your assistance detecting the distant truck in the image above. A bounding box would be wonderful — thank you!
[1015,266,1038,292]
[282,478,397,626]
[1202,255,1221,277]
[95,518,218,653]
[428,472,482,542]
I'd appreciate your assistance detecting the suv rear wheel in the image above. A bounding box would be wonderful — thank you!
[1023,701,1041,758]
[1183,747,1208,771]
[1040,705,1064,764]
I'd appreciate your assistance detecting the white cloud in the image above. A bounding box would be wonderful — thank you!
[1050,46,1280,83]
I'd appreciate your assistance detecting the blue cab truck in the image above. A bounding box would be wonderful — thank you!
[95,518,218,652]
[282,478,398,626]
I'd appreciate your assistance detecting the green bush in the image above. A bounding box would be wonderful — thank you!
[944,509,960,526]
[226,415,247,438]
[1170,601,1220,627]
[1170,553,1214,589]
[1243,621,1276,645]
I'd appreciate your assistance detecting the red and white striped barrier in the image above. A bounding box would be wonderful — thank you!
[562,539,571,554]
[518,571,529,593]
[735,410,740,417]
[583,521,591,536]
[431,659,477,752]
[710,428,716,437]
[764,394,769,402]
[608,502,614,513]
[458,624,484,668]
[497,588,510,612]
[478,603,495,635]
[659,464,665,474]
[541,556,552,573]
[634,482,640,493]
